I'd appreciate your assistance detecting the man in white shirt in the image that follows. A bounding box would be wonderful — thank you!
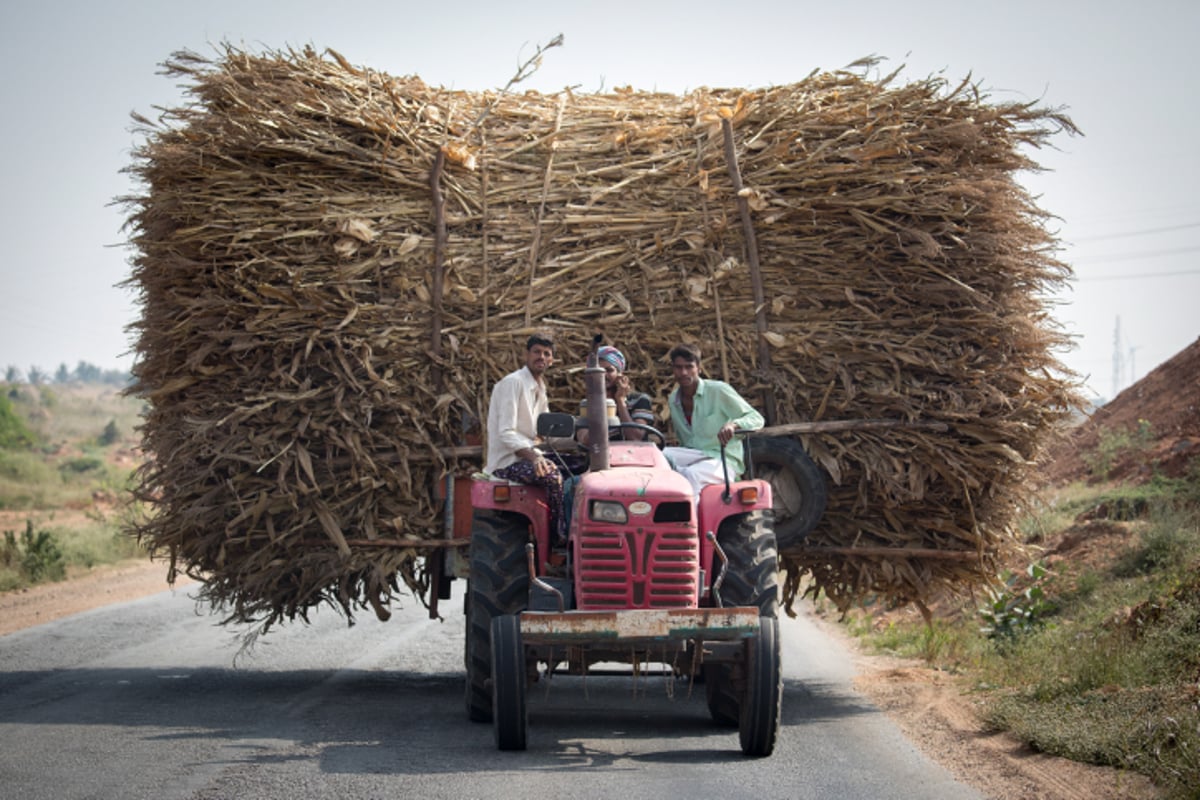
[484,333,566,542]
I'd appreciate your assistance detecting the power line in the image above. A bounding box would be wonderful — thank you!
[1072,221,1200,243]
[1072,244,1200,265]
[1075,268,1200,282]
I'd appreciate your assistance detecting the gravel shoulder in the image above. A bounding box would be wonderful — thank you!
[0,559,193,637]
[0,563,1162,799]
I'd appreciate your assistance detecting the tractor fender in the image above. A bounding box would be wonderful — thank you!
[469,478,552,563]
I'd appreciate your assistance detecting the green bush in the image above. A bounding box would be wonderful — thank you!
[0,394,35,448]
[1114,506,1199,577]
[1083,420,1155,480]
[0,449,57,483]
[98,419,120,446]
[59,456,104,475]
[1,521,66,584]
[979,562,1057,643]
[56,521,143,568]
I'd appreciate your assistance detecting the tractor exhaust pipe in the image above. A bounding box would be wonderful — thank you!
[584,335,609,471]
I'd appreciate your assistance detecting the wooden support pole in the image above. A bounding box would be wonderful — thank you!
[695,134,730,381]
[429,147,447,393]
[797,546,981,562]
[303,538,469,549]
[524,96,566,326]
[393,418,953,463]
[751,419,950,436]
[721,115,777,425]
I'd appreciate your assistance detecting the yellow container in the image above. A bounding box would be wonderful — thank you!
[579,398,617,424]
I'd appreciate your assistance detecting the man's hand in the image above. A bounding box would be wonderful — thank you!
[718,423,737,445]
[613,374,630,403]
[519,447,557,476]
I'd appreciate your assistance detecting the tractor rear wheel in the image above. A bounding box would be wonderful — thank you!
[465,511,530,723]
[491,614,528,751]
[703,663,740,727]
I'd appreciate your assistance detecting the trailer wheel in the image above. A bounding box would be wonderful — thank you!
[491,614,528,751]
[740,615,782,757]
[465,511,530,723]
[747,436,827,550]
[705,510,779,727]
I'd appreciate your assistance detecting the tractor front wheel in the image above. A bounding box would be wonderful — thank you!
[739,615,782,757]
[491,614,528,751]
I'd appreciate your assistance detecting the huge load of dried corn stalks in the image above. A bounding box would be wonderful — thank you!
[122,44,1079,634]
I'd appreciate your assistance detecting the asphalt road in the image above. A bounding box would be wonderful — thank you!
[0,583,982,800]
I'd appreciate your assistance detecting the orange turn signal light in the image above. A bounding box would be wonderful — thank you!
[493,485,511,502]
[738,486,759,505]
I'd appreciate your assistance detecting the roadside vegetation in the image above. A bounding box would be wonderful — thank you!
[0,372,144,592]
[838,425,1200,798]
[6,365,1198,793]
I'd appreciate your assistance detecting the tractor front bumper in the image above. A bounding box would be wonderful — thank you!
[518,607,760,647]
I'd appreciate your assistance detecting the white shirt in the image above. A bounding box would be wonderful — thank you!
[484,365,548,474]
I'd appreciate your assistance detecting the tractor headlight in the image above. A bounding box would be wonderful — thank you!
[589,500,627,524]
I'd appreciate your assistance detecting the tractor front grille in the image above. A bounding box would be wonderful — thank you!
[576,527,699,609]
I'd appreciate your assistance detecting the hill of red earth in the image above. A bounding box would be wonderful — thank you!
[1042,335,1200,487]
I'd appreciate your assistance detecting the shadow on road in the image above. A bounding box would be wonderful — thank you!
[1,666,887,772]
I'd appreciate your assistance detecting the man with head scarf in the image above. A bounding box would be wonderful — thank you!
[580,344,656,443]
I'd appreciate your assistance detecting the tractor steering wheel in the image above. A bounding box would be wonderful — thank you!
[612,422,667,449]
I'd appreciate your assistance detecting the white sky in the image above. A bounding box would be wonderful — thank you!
[1,0,1196,400]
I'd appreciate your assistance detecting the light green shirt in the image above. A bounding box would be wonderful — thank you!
[668,378,764,477]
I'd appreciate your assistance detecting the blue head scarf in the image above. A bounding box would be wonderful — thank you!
[597,346,626,373]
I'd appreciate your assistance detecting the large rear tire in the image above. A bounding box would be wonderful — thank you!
[465,511,530,723]
[491,614,528,751]
[703,663,740,727]
[747,436,827,550]
[740,615,782,757]
[705,510,779,726]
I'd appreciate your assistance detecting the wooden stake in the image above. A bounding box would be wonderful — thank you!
[430,147,446,393]
[721,115,776,424]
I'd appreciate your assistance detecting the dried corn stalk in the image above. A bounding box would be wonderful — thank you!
[121,44,1080,634]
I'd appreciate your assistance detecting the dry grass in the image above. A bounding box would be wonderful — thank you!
[121,44,1081,633]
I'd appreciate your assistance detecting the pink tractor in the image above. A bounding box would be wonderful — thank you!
[462,345,826,756]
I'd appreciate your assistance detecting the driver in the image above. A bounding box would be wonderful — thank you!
[577,345,656,443]
[484,333,567,543]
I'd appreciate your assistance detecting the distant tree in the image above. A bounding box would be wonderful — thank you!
[73,361,102,383]
[4,366,20,384]
[54,363,71,384]
[27,367,46,386]
[100,368,132,387]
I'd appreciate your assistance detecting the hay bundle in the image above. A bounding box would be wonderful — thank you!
[122,44,1079,632]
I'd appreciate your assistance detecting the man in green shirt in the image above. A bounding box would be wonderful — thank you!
[664,343,764,496]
